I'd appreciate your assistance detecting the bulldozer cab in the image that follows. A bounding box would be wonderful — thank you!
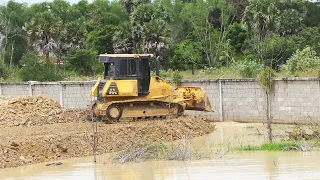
[98,54,154,96]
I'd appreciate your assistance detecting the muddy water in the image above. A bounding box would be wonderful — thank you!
[1,122,320,180]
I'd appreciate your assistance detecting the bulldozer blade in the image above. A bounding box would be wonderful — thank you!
[186,92,213,112]
[174,86,213,112]
[203,93,213,112]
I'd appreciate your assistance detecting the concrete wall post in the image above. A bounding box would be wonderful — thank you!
[219,80,223,122]
[59,82,64,108]
[28,81,36,96]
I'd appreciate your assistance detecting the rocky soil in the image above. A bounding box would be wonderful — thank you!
[0,96,215,168]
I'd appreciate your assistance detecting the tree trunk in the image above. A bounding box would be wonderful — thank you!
[191,63,194,75]
[56,55,61,73]
[45,53,49,62]
[10,42,14,68]
[266,90,272,142]
[155,56,160,76]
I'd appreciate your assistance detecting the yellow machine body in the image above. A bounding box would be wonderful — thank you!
[90,54,213,122]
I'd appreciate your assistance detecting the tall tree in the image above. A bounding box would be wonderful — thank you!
[26,11,63,61]
[0,1,28,67]
[86,0,122,54]
[179,0,233,67]
[242,0,280,40]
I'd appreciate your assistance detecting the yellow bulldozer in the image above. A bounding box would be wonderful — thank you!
[91,54,213,122]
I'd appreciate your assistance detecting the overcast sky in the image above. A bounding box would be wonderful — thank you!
[0,0,94,5]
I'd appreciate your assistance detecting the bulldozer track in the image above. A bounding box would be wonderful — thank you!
[92,99,184,123]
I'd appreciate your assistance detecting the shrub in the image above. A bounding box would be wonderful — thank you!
[282,46,320,74]
[258,66,276,91]
[19,52,62,82]
[172,70,182,85]
[232,60,263,78]
[0,61,5,80]
[0,61,20,81]
[64,49,102,76]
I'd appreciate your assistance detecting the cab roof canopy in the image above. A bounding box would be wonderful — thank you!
[98,54,154,63]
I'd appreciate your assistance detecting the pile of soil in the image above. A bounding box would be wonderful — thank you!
[0,116,215,168]
[0,96,89,127]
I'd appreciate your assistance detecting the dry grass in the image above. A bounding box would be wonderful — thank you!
[110,136,229,164]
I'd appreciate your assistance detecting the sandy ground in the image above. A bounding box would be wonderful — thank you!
[0,96,215,169]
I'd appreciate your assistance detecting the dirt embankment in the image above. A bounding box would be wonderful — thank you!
[0,96,215,169]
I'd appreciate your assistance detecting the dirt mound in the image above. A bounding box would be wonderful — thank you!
[0,116,215,168]
[0,96,88,127]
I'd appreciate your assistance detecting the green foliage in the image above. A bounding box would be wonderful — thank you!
[19,52,62,81]
[237,141,298,151]
[226,23,249,53]
[245,34,297,68]
[282,46,320,74]
[65,49,102,76]
[293,27,320,55]
[172,70,182,85]
[1,0,320,82]
[168,40,201,70]
[232,59,262,78]
[304,1,320,27]
[0,61,5,79]
[243,0,280,40]
[258,66,276,91]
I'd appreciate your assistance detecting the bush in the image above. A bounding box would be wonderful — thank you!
[172,70,182,85]
[64,49,102,76]
[258,66,276,91]
[19,52,62,82]
[232,60,263,78]
[0,61,20,81]
[282,46,320,74]
[0,61,5,80]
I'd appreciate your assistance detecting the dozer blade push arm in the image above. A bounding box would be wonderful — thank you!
[174,86,213,112]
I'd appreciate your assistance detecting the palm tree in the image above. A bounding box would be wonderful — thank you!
[26,11,63,61]
[242,0,280,40]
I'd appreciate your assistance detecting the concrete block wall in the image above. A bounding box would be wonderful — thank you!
[182,80,219,121]
[182,78,320,123]
[272,79,320,123]
[0,78,319,124]
[61,81,95,108]
[0,81,95,109]
[0,83,30,96]
[33,83,61,102]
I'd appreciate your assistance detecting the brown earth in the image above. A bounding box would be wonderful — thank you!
[0,96,215,169]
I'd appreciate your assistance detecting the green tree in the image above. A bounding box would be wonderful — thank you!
[19,51,62,81]
[0,1,29,67]
[242,0,280,40]
[304,1,320,27]
[26,11,63,61]
[277,0,306,36]
[179,0,233,67]
[245,34,296,68]
[65,48,102,76]
[86,0,122,54]
[294,27,320,55]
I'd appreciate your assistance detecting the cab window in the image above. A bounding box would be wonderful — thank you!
[119,59,137,76]
[104,62,115,78]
